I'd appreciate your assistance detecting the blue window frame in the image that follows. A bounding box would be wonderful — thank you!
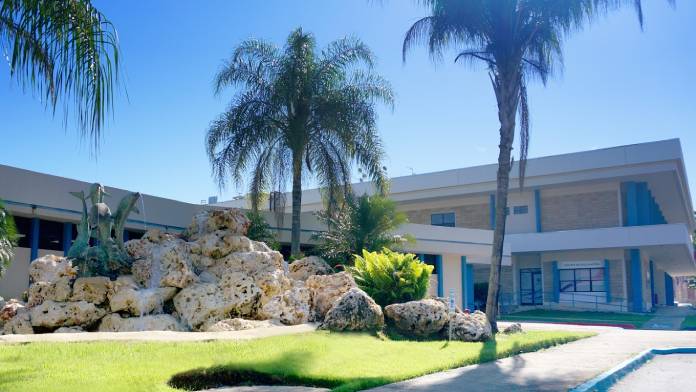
[431,212,455,227]
[559,268,606,293]
[513,205,528,215]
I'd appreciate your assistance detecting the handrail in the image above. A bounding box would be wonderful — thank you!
[498,291,633,313]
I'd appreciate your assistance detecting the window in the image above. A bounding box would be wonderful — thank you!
[431,213,455,227]
[422,254,439,274]
[559,268,605,293]
[513,205,528,215]
[13,216,32,248]
[38,219,64,251]
[125,230,145,241]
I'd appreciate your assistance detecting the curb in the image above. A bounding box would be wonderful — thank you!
[569,347,696,392]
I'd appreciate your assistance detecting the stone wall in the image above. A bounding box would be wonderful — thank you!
[540,190,619,231]
[404,203,489,229]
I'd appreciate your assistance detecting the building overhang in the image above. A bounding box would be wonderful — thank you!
[505,224,696,276]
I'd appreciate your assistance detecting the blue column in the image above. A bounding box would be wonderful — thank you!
[625,182,638,226]
[664,273,675,306]
[637,182,650,225]
[552,261,559,302]
[534,189,542,232]
[489,194,496,229]
[649,260,656,307]
[435,255,443,297]
[630,249,644,312]
[604,259,611,303]
[62,222,73,256]
[123,230,130,242]
[460,256,474,310]
[30,217,40,262]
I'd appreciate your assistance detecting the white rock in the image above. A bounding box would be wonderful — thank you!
[217,272,262,316]
[173,283,239,330]
[449,311,492,342]
[27,278,72,307]
[54,326,84,333]
[184,209,250,240]
[384,299,449,337]
[288,256,333,281]
[98,313,185,332]
[196,231,254,259]
[0,299,26,323]
[71,276,112,304]
[2,311,33,334]
[322,288,384,332]
[109,286,177,316]
[29,255,77,283]
[306,272,356,320]
[29,300,106,328]
[131,238,198,289]
[260,285,311,325]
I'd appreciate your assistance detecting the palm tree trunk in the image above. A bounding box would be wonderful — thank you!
[290,158,303,257]
[485,70,520,333]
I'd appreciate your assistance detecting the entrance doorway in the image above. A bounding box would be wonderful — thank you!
[520,268,543,305]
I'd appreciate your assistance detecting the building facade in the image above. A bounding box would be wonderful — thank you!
[2,139,694,315]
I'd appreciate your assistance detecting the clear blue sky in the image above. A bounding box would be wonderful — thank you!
[1,1,694,204]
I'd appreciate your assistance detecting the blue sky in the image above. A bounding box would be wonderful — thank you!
[1,0,694,204]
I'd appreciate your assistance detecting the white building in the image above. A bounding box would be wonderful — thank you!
[2,139,694,314]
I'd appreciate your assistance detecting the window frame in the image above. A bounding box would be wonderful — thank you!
[559,267,606,293]
[430,212,456,228]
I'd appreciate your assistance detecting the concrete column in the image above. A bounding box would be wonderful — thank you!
[30,217,40,262]
[460,256,474,310]
[435,255,443,297]
[534,189,542,232]
[665,272,675,306]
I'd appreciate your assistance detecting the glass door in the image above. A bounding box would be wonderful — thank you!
[520,268,542,305]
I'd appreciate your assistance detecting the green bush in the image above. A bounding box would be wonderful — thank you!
[245,211,280,250]
[350,248,433,307]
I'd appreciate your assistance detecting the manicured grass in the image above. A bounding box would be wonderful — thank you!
[681,315,696,330]
[500,309,653,328]
[0,330,592,392]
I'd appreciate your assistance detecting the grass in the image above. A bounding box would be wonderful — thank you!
[0,330,593,392]
[500,309,653,328]
[681,315,696,330]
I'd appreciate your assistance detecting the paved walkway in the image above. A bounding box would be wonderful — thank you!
[610,353,696,392]
[369,322,696,392]
[0,323,318,344]
[642,306,692,330]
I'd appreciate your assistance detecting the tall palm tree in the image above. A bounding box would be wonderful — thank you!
[0,0,120,147]
[403,0,669,331]
[0,200,17,278]
[207,28,393,256]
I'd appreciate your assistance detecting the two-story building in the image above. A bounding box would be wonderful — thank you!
[2,139,694,315]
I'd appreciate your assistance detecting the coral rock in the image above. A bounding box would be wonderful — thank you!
[173,283,244,330]
[449,311,492,342]
[3,311,33,334]
[217,272,262,316]
[0,299,27,322]
[28,255,77,283]
[384,299,449,337]
[131,238,198,289]
[306,272,356,320]
[71,276,113,305]
[184,210,250,240]
[260,284,311,325]
[288,256,333,281]
[29,300,106,328]
[322,288,384,332]
[109,286,177,316]
[98,313,184,332]
[27,278,72,307]
[54,326,84,333]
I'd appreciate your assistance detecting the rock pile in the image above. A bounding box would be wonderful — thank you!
[0,209,371,335]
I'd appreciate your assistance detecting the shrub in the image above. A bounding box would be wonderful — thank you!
[245,211,280,250]
[350,248,433,307]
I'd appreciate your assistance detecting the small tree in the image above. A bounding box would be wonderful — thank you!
[245,210,280,251]
[0,200,18,278]
[314,193,410,266]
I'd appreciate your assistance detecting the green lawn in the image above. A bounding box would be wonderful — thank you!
[500,309,653,328]
[681,315,696,330]
[0,330,592,392]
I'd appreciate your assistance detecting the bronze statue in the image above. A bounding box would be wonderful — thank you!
[67,183,141,278]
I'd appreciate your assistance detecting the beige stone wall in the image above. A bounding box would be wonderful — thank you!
[540,190,620,231]
[404,203,490,229]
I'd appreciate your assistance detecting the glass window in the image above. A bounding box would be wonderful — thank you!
[558,267,606,293]
[431,213,455,227]
[38,219,64,251]
[513,205,529,215]
[422,254,439,274]
[13,216,32,248]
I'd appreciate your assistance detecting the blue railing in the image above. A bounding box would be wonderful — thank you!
[499,291,633,313]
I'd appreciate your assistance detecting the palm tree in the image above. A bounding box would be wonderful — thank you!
[207,28,393,256]
[403,0,668,331]
[0,200,18,279]
[0,0,120,147]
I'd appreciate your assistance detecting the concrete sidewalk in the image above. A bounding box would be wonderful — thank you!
[368,322,696,392]
[642,306,693,330]
[0,322,318,344]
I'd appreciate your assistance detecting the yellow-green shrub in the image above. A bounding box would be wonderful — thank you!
[350,248,433,307]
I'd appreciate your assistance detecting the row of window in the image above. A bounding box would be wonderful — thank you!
[430,205,529,228]
[11,216,145,251]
